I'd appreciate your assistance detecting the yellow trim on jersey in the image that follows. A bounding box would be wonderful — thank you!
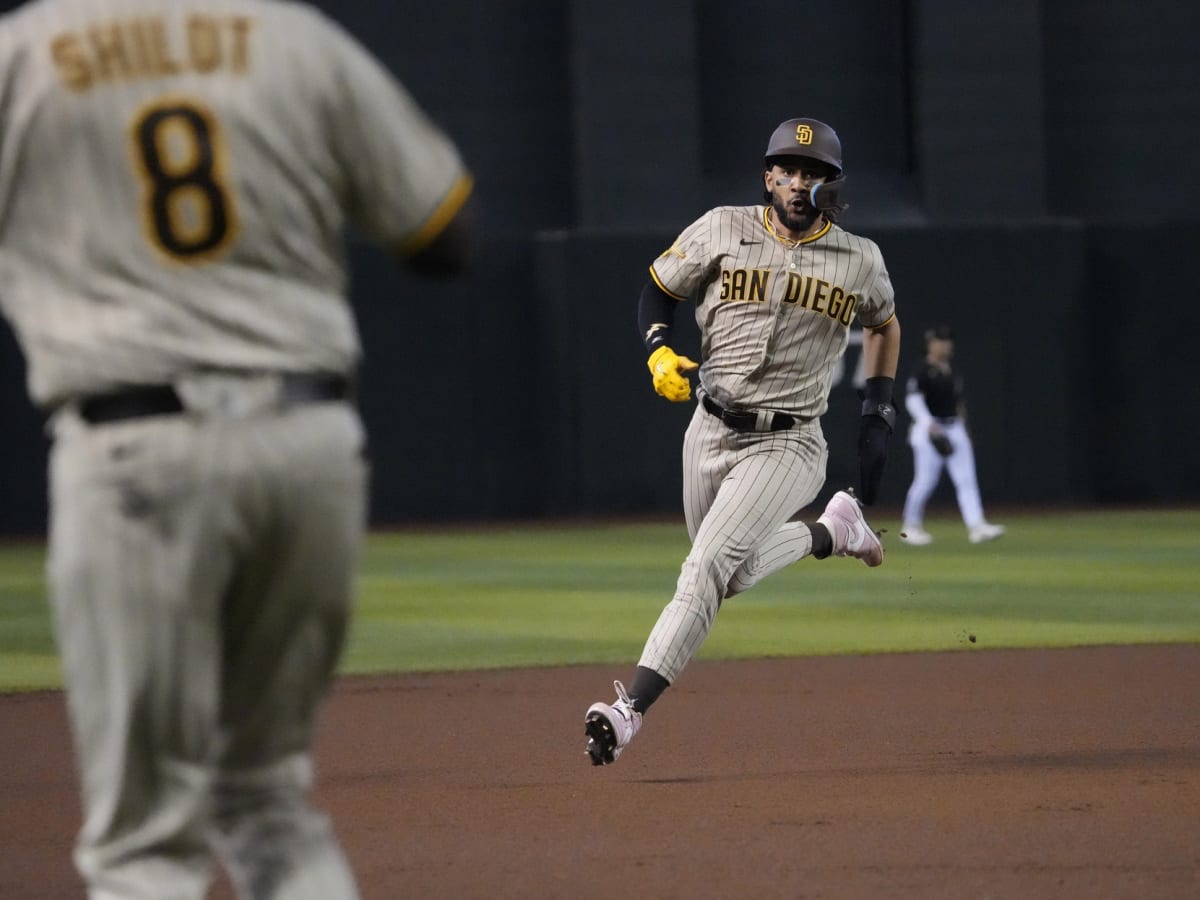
[397,172,475,256]
[862,311,897,331]
[648,265,688,301]
[761,207,831,245]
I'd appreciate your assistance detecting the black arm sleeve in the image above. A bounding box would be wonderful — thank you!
[637,280,679,353]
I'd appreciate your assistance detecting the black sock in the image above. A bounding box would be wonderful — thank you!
[809,521,832,559]
[628,666,670,714]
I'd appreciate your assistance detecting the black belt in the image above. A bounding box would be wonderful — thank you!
[77,373,351,425]
[702,395,805,432]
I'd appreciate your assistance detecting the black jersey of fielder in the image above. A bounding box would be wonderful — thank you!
[649,205,895,419]
[907,362,961,419]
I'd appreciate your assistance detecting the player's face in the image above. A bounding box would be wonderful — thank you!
[765,159,834,234]
[927,337,954,363]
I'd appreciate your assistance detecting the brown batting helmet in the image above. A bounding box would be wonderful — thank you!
[763,118,843,174]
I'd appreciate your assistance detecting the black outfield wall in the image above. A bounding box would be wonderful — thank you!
[1,0,1195,532]
[3,221,1194,533]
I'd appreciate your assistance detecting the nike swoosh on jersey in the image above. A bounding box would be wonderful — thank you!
[739,239,762,245]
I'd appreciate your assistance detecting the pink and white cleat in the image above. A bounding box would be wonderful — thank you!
[585,680,642,766]
[817,489,884,567]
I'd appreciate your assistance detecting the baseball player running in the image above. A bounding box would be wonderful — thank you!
[900,326,1005,544]
[0,2,471,897]
[585,118,902,766]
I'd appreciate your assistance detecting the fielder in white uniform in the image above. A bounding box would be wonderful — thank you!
[0,2,472,897]
[584,118,902,766]
[900,326,1005,545]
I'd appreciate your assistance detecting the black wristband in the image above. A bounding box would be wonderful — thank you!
[860,376,896,430]
[862,376,894,404]
[644,327,670,353]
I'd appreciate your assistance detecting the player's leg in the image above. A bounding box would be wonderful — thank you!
[48,415,228,900]
[208,405,366,900]
[586,413,823,764]
[585,406,720,764]
[682,407,827,596]
[901,433,944,543]
[680,401,727,542]
[723,520,816,596]
[724,421,828,596]
[942,423,1004,542]
[638,427,824,685]
[941,422,983,525]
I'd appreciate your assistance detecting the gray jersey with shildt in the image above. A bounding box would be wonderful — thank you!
[650,205,895,418]
[0,0,471,407]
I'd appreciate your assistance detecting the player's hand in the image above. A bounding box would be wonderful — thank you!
[857,416,890,505]
[647,346,698,402]
[857,377,896,505]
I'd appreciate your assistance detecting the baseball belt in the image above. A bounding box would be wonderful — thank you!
[76,373,351,425]
[701,395,810,433]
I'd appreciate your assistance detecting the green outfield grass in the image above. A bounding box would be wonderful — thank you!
[1,509,1198,692]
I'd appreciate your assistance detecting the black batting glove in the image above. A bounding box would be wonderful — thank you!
[857,376,896,506]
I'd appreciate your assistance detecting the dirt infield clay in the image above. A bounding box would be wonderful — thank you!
[2,644,1197,899]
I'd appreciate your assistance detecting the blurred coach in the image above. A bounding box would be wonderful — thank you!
[0,1,471,897]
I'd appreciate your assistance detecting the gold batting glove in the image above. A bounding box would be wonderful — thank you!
[647,345,699,402]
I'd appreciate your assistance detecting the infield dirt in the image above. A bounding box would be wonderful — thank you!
[2,644,1197,899]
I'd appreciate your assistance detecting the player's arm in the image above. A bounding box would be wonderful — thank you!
[862,315,901,385]
[956,379,970,425]
[904,381,936,432]
[400,190,473,278]
[316,9,473,276]
[638,278,697,402]
[857,315,901,504]
[860,314,900,428]
[906,379,950,456]
[638,278,681,354]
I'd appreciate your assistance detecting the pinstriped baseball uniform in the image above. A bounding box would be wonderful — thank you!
[0,1,470,897]
[639,205,895,682]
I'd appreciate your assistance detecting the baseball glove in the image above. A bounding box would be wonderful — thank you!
[931,433,954,457]
[647,345,698,402]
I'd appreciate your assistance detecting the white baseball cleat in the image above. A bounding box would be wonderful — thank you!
[900,525,934,545]
[817,489,884,567]
[968,522,1006,544]
[585,680,642,766]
